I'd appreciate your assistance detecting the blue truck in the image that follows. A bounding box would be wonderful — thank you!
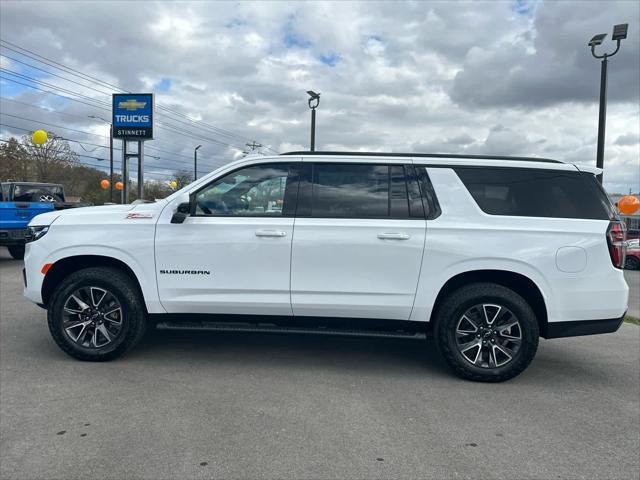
[0,182,72,259]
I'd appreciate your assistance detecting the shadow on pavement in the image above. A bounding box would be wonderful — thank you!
[132,327,453,378]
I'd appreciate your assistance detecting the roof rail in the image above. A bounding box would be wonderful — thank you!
[280,151,562,164]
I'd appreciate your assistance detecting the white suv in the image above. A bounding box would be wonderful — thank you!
[23,152,629,382]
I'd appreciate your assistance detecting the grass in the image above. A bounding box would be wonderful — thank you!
[624,315,640,326]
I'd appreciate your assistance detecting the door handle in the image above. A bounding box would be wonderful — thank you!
[255,230,287,237]
[377,232,410,240]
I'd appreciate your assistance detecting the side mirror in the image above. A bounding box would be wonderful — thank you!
[171,202,191,224]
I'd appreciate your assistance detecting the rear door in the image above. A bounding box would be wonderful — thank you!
[290,160,427,320]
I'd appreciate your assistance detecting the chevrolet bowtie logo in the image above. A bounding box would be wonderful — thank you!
[118,99,147,111]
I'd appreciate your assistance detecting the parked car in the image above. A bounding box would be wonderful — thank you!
[1,182,58,259]
[22,152,629,382]
[0,182,92,259]
[625,243,640,270]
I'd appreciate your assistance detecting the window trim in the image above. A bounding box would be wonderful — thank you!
[415,167,441,220]
[189,161,299,218]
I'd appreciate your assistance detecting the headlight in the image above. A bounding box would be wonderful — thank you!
[25,226,49,243]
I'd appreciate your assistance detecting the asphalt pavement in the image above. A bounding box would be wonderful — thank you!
[625,270,640,318]
[1,249,639,480]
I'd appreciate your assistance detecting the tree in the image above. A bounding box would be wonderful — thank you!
[0,137,28,181]
[20,132,78,183]
[173,170,194,189]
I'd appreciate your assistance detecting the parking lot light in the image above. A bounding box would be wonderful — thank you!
[588,23,629,183]
[307,90,320,151]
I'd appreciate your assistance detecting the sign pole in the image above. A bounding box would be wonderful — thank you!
[112,93,154,203]
[122,140,129,204]
[137,141,144,200]
[109,124,114,203]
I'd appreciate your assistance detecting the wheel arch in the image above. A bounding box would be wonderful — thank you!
[429,269,549,337]
[41,255,146,310]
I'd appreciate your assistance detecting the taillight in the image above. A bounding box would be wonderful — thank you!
[607,221,626,268]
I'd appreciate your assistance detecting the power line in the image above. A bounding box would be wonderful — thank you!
[0,40,279,153]
[0,89,224,162]
[0,112,224,171]
[0,121,221,174]
[0,68,253,152]
[0,53,115,97]
[0,96,211,163]
[0,137,175,180]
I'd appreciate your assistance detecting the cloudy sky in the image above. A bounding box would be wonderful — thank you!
[1,0,638,192]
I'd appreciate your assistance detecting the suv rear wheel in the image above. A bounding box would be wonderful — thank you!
[47,267,146,361]
[434,283,539,382]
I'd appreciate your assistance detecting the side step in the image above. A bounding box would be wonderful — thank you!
[156,321,426,340]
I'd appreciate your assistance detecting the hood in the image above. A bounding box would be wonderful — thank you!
[28,203,150,226]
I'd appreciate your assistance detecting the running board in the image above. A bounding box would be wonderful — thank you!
[156,321,426,340]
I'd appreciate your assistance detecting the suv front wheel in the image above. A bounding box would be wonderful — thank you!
[48,267,147,361]
[434,283,539,382]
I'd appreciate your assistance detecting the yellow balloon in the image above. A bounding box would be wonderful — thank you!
[32,130,48,145]
[170,181,177,188]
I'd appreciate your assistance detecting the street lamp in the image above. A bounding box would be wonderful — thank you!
[88,115,114,202]
[194,145,202,180]
[589,23,628,183]
[307,90,320,151]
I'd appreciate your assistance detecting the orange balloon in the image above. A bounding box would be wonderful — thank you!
[100,179,110,190]
[115,181,124,191]
[618,195,640,215]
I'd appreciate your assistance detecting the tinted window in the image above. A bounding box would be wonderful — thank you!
[194,163,293,216]
[13,184,64,202]
[311,164,389,218]
[455,167,613,219]
[390,165,409,218]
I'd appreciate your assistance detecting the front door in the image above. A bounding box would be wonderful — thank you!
[155,161,299,315]
[291,161,427,320]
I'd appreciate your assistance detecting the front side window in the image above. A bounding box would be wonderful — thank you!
[194,163,292,216]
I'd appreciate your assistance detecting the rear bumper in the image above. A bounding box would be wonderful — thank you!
[0,229,27,246]
[544,314,626,339]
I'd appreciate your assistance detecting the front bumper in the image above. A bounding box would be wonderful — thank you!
[0,229,27,246]
[544,314,626,339]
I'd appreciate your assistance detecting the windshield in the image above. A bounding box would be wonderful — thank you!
[13,184,64,202]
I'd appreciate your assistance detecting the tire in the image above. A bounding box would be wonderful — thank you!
[625,256,640,270]
[434,283,539,382]
[47,267,147,361]
[7,245,25,260]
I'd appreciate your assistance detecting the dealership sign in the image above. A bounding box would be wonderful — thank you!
[112,93,154,140]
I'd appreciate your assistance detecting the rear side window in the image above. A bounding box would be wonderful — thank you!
[312,164,389,217]
[455,167,614,220]
[297,163,426,219]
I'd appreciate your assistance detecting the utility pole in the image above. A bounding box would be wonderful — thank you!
[307,91,320,151]
[588,23,628,183]
[246,141,262,152]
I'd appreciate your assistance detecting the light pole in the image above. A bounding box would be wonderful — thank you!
[88,115,114,202]
[588,23,628,183]
[194,145,202,180]
[307,90,320,151]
